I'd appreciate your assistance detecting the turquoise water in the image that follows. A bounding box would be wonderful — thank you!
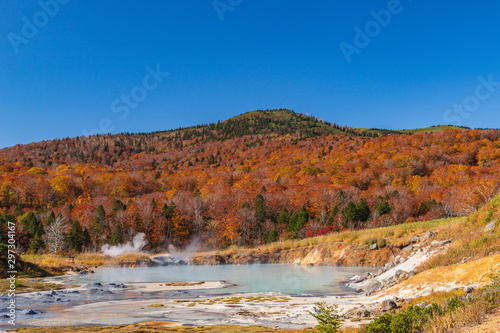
[73,264,376,295]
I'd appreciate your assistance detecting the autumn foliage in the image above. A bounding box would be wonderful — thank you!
[1,110,499,253]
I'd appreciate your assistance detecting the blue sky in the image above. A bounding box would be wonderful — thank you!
[1,0,500,148]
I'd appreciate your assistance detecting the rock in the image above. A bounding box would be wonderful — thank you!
[394,270,406,279]
[370,243,378,250]
[431,240,440,247]
[365,280,382,295]
[466,294,476,302]
[461,257,472,263]
[408,270,416,277]
[375,269,383,277]
[352,275,365,283]
[364,272,373,280]
[363,310,371,318]
[78,271,88,275]
[25,309,44,315]
[416,302,428,308]
[88,288,113,295]
[382,299,397,310]
[402,245,413,254]
[394,255,401,264]
[462,286,474,293]
[484,220,496,233]
[439,239,453,246]
[46,290,57,296]
[384,261,395,270]
[421,231,436,242]
[410,235,420,243]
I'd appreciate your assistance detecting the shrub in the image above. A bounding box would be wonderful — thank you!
[309,301,342,333]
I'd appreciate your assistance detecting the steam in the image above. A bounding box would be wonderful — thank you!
[102,233,146,257]
[167,237,201,260]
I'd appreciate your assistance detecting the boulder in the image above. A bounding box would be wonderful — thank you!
[402,245,413,254]
[462,286,474,293]
[484,220,496,233]
[384,261,395,270]
[370,243,378,250]
[410,235,420,243]
[352,275,365,283]
[416,302,428,308]
[365,280,382,295]
[382,299,397,311]
[25,309,44,315]
[394,270,406,279]
[439,239,453,246]
[364,272,374,280]
[421,231,436,242]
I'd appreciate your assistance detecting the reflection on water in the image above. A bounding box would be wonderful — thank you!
[72,264,376,295]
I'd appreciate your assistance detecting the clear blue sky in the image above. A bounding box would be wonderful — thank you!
[2,0,500,148]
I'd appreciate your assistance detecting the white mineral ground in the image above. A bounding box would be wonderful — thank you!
[5,244,500,330]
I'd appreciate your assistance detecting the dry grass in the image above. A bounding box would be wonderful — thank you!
[76,253,110,266]
[9,323,308,332]
[0,278,66,294]
[424,300,489,333]
[214,217,461,257]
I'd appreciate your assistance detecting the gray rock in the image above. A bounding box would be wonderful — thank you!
[352,275,365,283]
[416,302,428,308]
[363,310,371,318]
[375,269,383,276]
[408,270,416,277]
[394,270,406,279]
[410,235,420,243]
[421,231,436,242]
[402,245,413,254]
[365,280,382,295]
[25,309,44,315]
[462,286,474,293]
[370,243,378,250]
[384,261,395,270]
[431,240,440,247]
[484,220,496,233]
[440,239,453,246]
[364,272,374,280]
[382,299,397,310]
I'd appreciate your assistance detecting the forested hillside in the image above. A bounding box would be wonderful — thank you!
[1,109,499,253]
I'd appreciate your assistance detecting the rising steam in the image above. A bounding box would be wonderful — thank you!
[101,233,146,257]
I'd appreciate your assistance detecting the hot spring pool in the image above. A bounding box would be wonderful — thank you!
[71,264,376,295]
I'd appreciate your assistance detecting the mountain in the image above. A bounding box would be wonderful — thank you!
[1,109,499,253]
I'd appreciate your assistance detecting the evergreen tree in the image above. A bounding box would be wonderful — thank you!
[329,205,339,225]
[267,228,278,243]
[110,224,123,245]
[47,211,55,225]
[376,198,391,215]
[342,201,358,226]
[67,220,84,252]
[29,233,44,253]
[92,205,106,245]
[82,228,91,250]
[111,199,126,214]
[255,194,266,222]
[278,208,290,225]
[289,205,309,235]
[356,198,371,222]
